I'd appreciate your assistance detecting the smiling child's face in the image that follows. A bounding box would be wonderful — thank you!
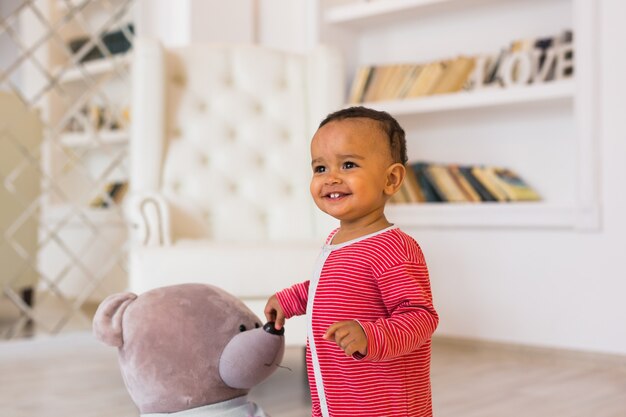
[310,118,399,228]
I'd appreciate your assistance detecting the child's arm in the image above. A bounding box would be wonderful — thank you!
[264,281,310,330]
[357,261,438,362]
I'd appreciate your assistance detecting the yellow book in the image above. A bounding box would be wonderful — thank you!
[349,66,373,103]
[425,164,468,202]
[448,165,481,202]
[470,166,509,202]
[402,166,426,203]
[362,66,388,102]
[379,64,413,101]
[396,65,423,99]
[491,167,541,201]
[405,61,449,98]
[431,56,476,95]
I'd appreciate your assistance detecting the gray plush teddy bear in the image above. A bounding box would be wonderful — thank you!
[93,283,285,417]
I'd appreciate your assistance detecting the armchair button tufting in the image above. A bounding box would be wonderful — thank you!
[197,101,208,112]
[276,77,287,90]
[281,129,290,142]
[252,102,262,114]
[228,182,238,193]
[171,74,185,86]
[284,183,293,195]
[172,127,182,139]
[226,128,236,142]
[254,154,265,168]
[199,154,209,166]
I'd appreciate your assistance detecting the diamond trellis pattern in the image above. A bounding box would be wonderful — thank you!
[0,0,135,338]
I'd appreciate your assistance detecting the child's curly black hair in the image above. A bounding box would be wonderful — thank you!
[318,106,408,165]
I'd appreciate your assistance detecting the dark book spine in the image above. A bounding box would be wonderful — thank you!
[458,166,497,202]
[411,163,443,202]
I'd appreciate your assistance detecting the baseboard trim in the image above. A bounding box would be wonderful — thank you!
[432,335,626,367]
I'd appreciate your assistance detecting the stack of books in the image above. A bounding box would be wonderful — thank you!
[90,181,129,208]
[349,29,573,103]
[69,23,134,64]
[391,162,541,204]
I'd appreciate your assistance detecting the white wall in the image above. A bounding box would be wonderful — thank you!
[405,0,626,356]
[273,0,626,356]
[139,0,626,356]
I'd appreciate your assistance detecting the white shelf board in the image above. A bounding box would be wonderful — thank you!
[325,0,470,27]
[42,204,127,228]
[55,53,131,84]
[358,80,574,115]
[60,129,129,147]
[387,202,576,229]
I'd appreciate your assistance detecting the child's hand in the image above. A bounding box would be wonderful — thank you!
[264,294,286,330]
[323,320,368,357]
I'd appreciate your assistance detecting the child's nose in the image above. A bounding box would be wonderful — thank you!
[325,171,342,185]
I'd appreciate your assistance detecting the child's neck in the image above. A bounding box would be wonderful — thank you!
[332,215,392,245]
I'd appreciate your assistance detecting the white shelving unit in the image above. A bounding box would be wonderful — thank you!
[361,80,574,116]
[20,0,136,302]
[55,52,132,84]
[60,129,129,147]
[318,0,600,230]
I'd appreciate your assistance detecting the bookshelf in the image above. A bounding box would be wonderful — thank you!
[54,52,132,84]
[317,0,599,230]
[19,0,136,301]
[60,129,129,148]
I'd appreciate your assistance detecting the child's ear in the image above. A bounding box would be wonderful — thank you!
[384,163,406,196]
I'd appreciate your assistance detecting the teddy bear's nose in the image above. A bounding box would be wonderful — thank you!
[263,321,285,336]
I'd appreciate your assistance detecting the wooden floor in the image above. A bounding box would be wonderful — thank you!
[0,333,625,417]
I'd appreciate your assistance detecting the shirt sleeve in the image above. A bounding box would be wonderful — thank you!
[275,281,310,318]
[356,259,438,362]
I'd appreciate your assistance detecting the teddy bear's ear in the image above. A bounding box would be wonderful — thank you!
[92,292,137,347]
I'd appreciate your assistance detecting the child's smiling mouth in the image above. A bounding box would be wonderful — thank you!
[325,192,350,200]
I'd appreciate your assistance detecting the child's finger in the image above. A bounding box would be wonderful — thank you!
[274,310,286,330]
[323,321,346,340]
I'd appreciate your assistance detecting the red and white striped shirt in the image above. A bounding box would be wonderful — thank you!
[276,226,438,417]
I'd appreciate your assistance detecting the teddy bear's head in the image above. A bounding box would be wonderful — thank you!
[92,283,285,414]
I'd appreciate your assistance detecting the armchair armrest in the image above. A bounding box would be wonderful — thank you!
[126,192,172,247]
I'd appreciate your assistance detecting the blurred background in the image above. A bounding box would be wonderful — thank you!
[1,0,625,416]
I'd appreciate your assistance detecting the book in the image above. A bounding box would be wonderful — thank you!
[396,65,423,99]
[69,23,135,63]
[448,165,481,202]
[410,162,443,202]
[403,164,426,203]
[405,61,449,98]
[431,56,476,95]
[470,166,509,202]
[380,64,414,101]
[349,66,373,103]
[424,164,469,202]
[90,181,129,208]
[458,166,497,202]
[490,167,541,201]
[363,66,393,102]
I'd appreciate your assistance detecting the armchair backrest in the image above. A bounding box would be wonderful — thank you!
[131,39,343,243]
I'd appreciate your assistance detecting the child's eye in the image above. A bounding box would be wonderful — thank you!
[313,165,326,173]
[343,161,358,169]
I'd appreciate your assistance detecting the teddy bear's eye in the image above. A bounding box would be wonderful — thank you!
[239,324,247,332]
[255,323,260,328]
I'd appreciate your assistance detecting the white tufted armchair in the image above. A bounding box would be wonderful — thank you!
[127,39,343,345]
